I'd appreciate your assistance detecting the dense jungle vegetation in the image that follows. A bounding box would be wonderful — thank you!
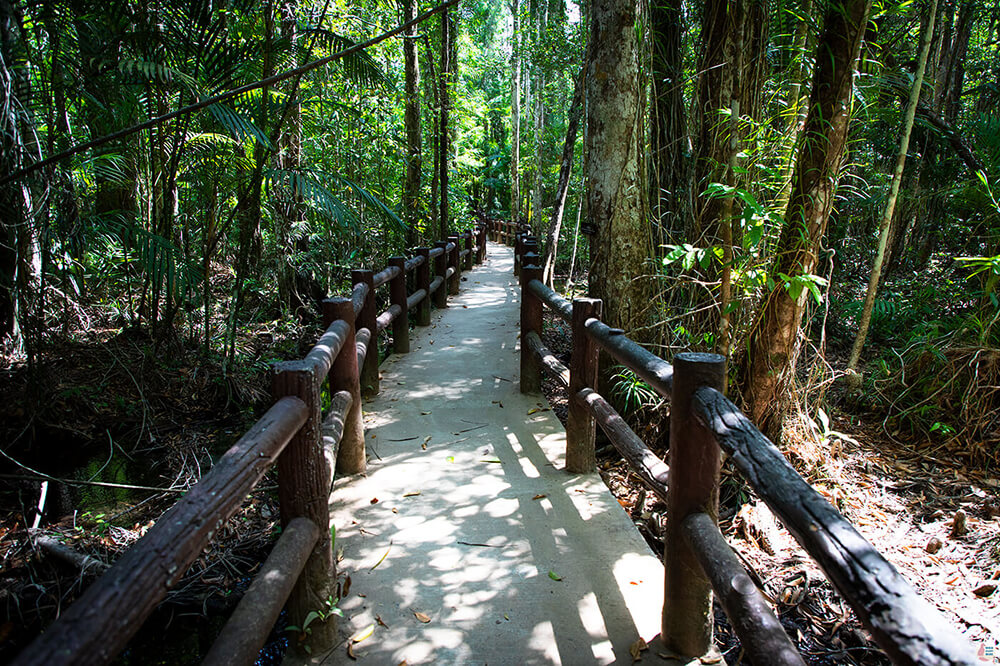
[1,0,999,662]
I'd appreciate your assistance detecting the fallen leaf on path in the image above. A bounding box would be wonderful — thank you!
[629,637,648,662]
[351,623,375,643]
[376,615,389,628]
[973,582,997,597]
[532,494,547,500]
[403,491,421,497]
[370,497,379,504]
[548,571,562,581]
[527,407,550,415]
[480,458,502,463]
[414,611,431,623]
[370,541,393,571]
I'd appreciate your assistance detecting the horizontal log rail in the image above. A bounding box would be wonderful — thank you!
[515,235,976,666]
[16,225,489,666]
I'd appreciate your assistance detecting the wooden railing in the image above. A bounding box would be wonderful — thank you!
[514,233,977,666]
[13,226,488,666]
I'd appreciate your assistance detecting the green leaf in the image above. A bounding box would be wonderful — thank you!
[548,571,563,581]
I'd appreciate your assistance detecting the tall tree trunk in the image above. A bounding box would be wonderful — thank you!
[438,8,453,240]
[847,0,936,373]
[402,0,422,247]
[587,0,645,332]
[649,0,690,245]
[541,64,584,286]
[511,0,521,226]
[276,0,305,314]
[738,0,872,440]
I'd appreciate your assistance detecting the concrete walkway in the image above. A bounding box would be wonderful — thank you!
[292,243,665,665]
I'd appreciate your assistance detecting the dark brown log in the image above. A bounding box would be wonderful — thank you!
[433,241,448,308]
[320,391,353,487]
[583,317,673,399]
[355,327,372,370]
[322,298,365,476]
[477,225,487,263]
[12,398,308,666]
[682,512,803,666]
[514,233,523,276]
[523,331,570,388]
[376,304,403,333]
[372,265,401,289]
[30,531,109,575]
[388,257,409,353]
[567,298,601,474]
[578,388,667,500]
[302,320,350,385]
[663,352,725,658]
[404,255,424,273]
[351,269,379,398]
[203,517,320,666]
[448,235,460,295]
[416,248,431,326]
[271,362,336,653]
[351,282,369,318]
[520,264,543,394]
[526,278,573,323]
[407,289,427,312]
[692,387,977,666]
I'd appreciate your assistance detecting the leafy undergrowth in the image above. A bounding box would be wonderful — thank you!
[539,311,998,665]
[0,318,321,663]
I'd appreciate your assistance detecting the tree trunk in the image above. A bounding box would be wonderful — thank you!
[438,8,453,240]
[511,0,521,226]
[649,0,690,245]
[276,0,305,314]
[586,0,646,332]
[847,0,936,373]
[402,0,422,247]
[738,0,872,440]
[541,64,584,286]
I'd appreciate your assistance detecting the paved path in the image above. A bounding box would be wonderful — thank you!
[292,243,664,665]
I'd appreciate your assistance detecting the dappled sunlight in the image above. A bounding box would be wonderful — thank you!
[303,245,664,665]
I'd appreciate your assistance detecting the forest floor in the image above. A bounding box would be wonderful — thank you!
[536,307,1000,665]
[0,320,320,663]
[1,304,997,664]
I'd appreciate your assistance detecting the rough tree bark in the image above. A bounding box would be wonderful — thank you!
[738,0,872,440]
[586,0,646,332]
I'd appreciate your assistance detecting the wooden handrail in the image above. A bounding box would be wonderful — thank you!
[515,250,977,666]
[693,387,977,666]
[15,232,490,665]
[12,397,309,665]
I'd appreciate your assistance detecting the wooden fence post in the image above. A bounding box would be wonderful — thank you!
[322,298,365,474]
[663,352,726,658]
[271,361,336,652]
[434,241,448,308]
[477,224,487,263]
[463,230,474,270]
[416,247,432,325]
[513,232,523,276]
[388,257,409,354]
[351,269,379,398]
[567,298,601,473]
[522,237,539,274]
[520,259,543,394]
[448,235,461,295]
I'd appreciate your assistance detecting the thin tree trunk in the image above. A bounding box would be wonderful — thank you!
[541,64,585,286]
[438,8,452,240]
[738,0,872,440]
[649,0,689,245]
[402,0,422,247]
[847,0,936,374]
[511,0,521,225]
